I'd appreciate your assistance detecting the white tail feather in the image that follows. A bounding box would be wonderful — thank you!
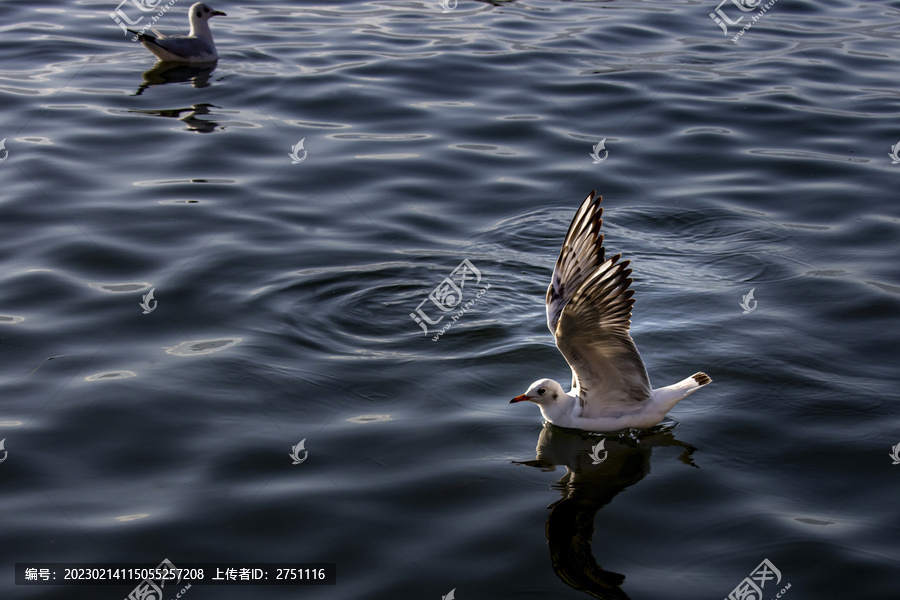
[650,372,712,415]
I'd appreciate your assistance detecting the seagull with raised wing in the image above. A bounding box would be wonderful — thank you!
[128,2,226,63]
[510,191,711,431]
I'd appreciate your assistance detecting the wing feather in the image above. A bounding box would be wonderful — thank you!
[546,191,605,332]
[545,193,651,415]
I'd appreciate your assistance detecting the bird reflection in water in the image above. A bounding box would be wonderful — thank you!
[133,61,217,96]
[126,102,222,134]
[514,420,697,600]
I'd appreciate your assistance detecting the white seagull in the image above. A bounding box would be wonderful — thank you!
[128,2,226,63]
[510,191,711,431]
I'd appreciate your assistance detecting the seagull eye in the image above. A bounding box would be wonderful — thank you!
[537,387,546,395]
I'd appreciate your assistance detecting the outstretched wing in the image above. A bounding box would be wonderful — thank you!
[546,192,651,416]
[546,190,606,333]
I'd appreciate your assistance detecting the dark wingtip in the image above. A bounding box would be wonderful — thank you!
[692,372,712,386]
[583,189,602,206]
[128,29,155,43]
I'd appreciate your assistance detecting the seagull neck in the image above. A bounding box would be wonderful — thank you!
[189,19,213,42]
[537,394,576,425]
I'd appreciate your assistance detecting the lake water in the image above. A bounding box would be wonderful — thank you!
[1,0,899,598]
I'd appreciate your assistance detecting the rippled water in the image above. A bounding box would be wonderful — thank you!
[2,0,899,598]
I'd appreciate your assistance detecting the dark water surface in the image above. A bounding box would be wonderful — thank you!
[2,0,899,598]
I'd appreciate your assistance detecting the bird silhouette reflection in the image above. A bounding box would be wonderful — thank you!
[126,102,222,133]
[514,421,697,600]
[134,61,217,96]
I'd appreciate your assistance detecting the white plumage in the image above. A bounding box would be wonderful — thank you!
[128,2,226,64]
[510,191,711,431]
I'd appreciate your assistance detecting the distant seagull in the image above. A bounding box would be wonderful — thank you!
[128,2,226,63]
[510,191,711,431]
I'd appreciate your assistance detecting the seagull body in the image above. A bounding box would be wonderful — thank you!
[510,191,711,432]
[128,3,226,63]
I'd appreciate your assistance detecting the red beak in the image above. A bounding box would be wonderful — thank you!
[509,395,532,404]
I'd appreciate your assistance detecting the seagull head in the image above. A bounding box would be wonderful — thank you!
[510,378,567,407]
[190,2,226,24]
